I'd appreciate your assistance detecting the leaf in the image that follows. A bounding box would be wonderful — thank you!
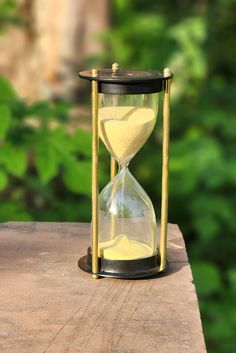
[0,144,27,177]
[0,169,8,191]
[29,101,71,121]
[191,261,222,296]
[0,76,16,99]
[29,101,53,119]
[0,201,32,222]
[63,158,91,195]
[53,101,71,120]
[35,142,61,183]
[0,0,17,12]
[71,129,92,157]
[0,105,11,139]
[228,268,236,292]
[44,128,74,154]
[190,194,235,240]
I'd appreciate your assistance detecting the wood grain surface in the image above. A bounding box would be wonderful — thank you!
[0,222,207,353]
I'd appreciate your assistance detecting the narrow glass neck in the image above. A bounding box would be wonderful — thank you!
[118,161,129,172]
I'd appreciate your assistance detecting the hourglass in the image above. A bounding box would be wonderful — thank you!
[78,63,173,279]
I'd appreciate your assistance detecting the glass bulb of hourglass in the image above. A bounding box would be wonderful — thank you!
[99,106,156,166]
[98,93,158,260]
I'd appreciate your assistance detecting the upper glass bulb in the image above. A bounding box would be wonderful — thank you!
[99,93,158,166]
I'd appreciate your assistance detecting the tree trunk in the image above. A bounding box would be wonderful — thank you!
[0,0,110,102]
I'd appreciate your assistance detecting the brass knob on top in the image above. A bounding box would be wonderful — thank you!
[112,63,120,73]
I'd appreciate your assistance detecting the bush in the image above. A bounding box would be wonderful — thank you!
[0,75,109,222]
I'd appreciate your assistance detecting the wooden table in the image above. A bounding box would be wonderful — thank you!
[0,222,207,353]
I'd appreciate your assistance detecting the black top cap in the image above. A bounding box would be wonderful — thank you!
[79,68,173,94]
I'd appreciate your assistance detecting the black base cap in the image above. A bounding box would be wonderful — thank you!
[78,247,167,279]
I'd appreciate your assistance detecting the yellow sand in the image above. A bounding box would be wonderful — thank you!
[99,106,155,165]
[99,234,153,260]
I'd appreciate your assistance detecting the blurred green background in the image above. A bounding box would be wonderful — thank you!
[0,0,236,352]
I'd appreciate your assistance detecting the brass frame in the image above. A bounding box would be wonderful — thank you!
[91,69,99,279]
[90,65,172,279]
[110,63,118,180]
[110,157,117,179]
[160,68,172,271]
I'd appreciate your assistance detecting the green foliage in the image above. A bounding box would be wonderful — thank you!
[0,105,11,139]
[0,75,16,98]
[0,143,27,177]
[0,75,102,222]
[0,169,8,190]
[63,159,91,195]
[0,0,21,32]
[191,262,222,296]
